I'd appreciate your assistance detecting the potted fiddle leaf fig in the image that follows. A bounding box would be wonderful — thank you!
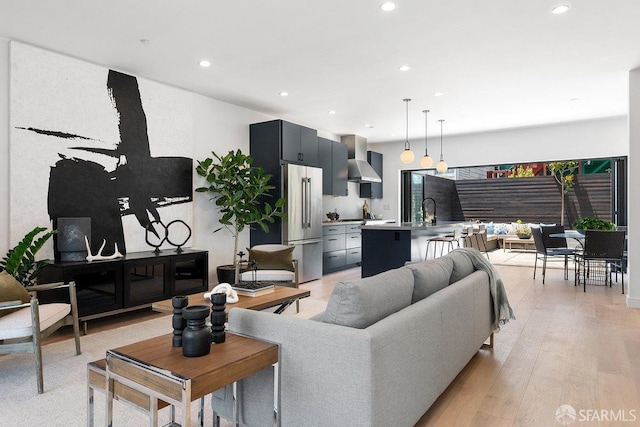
[195,149,285,283]
[1,226,57,286]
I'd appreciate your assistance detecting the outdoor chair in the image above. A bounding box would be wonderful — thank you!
[532,226,577,284]
[236,244,300,312]
[463,224,489,260]
[575,230,626,293]
[0,277,81,394]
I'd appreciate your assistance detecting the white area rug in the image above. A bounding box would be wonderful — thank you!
[1,297,327,426]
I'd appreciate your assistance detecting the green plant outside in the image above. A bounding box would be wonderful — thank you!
[1,226,56,286]
[507,165,535,178]
[514,219,532,237]
[195,149,286,267]
[571,216,615,231]
[548,161,579,226]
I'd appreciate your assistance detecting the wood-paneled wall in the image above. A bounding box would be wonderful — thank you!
[454,174,612,225]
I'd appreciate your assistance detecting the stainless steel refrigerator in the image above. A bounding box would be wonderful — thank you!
[283,164,323,283]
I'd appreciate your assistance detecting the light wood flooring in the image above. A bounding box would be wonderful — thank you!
[44,261,639,426]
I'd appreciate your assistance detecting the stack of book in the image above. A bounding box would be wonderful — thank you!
[232,282,275,297]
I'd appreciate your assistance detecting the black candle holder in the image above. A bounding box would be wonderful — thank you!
[209,292,227,344]
[182,305,211,357]
[171,296,188,347]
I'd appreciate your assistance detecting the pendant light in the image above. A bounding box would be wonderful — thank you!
[420,110,433,168]
[399,98,415,163]
[436,119,448,173]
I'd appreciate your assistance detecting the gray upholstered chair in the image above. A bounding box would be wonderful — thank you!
[0,278,81,393]
[236,244,300,312]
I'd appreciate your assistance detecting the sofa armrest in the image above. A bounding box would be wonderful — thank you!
[226,308,376,426]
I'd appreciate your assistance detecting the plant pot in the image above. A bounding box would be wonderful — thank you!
[216,265,236,284]
[516,233,531,239]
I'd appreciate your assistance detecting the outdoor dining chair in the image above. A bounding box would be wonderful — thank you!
[575,230,626,293]
[532,226,577,284]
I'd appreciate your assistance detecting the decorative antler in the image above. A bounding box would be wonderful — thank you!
[85,236,124,261]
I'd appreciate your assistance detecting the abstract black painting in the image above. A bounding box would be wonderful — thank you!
[9,42,194,257]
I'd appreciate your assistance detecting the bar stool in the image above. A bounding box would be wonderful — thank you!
[426,228,462,260]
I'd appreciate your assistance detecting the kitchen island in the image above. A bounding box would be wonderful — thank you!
[360,221,471,277]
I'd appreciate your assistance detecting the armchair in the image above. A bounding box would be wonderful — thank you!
[236,244,300,313]
[0,275,81,394]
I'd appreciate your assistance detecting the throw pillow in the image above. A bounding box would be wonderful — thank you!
[406,257,454,303]
[322,267,414,329]
[494,223,508,235]
[247,247,295,271]
[0,270,31,318]
[447,250,476,284]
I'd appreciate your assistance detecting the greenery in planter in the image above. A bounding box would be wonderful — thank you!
[1,226,56,286]
[195,149,286,269]
[571,216,615,232]
[514,219,532,238]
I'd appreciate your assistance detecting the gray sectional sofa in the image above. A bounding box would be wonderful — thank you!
[213,248,513,427]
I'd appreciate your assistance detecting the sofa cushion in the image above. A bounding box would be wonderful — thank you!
[406,257,454,303]
[0,271,31,318]
[447,250,476,284]
[322,267,414,329]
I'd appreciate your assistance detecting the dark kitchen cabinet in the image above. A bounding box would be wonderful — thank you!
[252,120,318,167]
[250,120,319,246]
[359,151,383,199]
[318,137,348,196]
[38,249,208,324]
[323,223,361,274]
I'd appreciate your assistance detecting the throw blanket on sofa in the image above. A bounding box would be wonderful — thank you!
[454,248,515,330]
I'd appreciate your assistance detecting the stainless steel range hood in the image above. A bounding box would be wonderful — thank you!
[341,135,381,183]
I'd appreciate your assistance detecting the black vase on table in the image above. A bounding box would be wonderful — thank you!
[171,296,188,347]
[181,305,211,357]
[209,292,227,344]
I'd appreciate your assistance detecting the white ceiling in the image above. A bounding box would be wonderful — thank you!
[1,0,639,143]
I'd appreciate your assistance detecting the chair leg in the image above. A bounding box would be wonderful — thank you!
[533,255,538,279]
[542,256,547,284]
[69,281,82,355]
[30,299,44,394]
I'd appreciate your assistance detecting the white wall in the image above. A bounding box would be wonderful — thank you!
[628,69,640,308]
[0,38,9,258]
[367,116,629,221]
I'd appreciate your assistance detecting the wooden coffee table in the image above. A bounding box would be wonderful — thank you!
[105,332,279,426]
[152,285,310,314]
[502,236,535,252]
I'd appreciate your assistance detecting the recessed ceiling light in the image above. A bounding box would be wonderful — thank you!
[398,65,411,72]
[328,110,336,115]
[364,124,374,128]
[139,39,151,44]
[551,4,570,14]
[433,92,444,97]
[280,91,289,97]
[199,60,211,67]
[380,2,396,12]
[570,98,578,101]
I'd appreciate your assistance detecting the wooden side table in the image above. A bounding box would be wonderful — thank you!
[105,332,279,426]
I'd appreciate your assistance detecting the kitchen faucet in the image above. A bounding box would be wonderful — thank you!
[422,197,437,224]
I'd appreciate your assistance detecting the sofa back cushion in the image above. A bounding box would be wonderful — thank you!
[406,257,454,303]
[447,250,476,284]
[322,267,414,329]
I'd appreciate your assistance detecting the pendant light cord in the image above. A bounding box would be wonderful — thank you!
[423,110,429,156]
[439,119,445,161]
[404,98,411,150]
